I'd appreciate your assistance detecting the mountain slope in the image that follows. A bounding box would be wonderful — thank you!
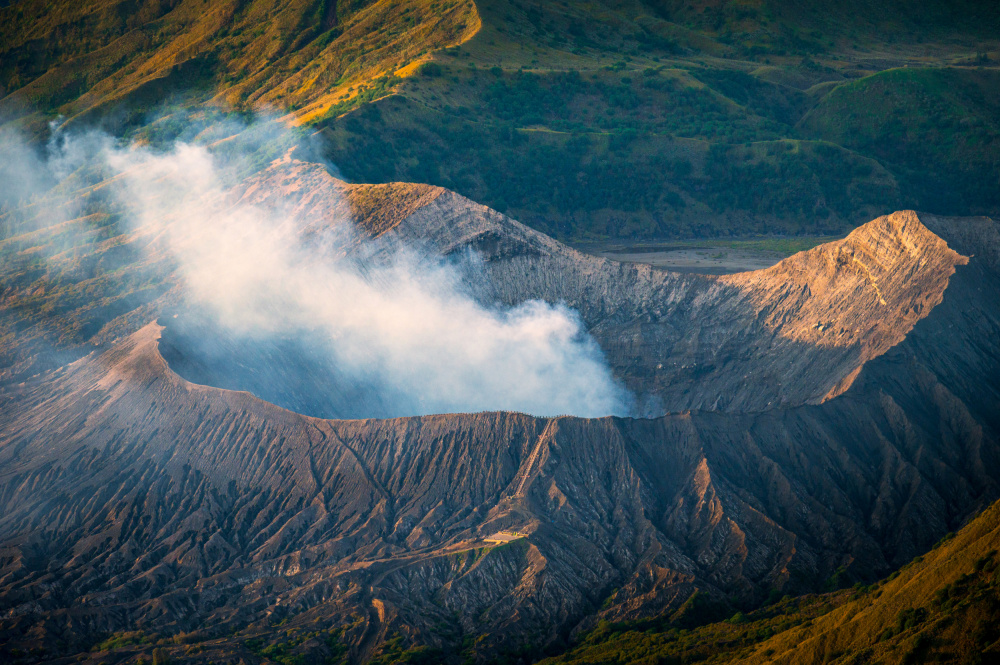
[0,153,971,414]
[543,496,1000,665]
[798,67,1000,216]
[0,0,479,130]
[3,0,997,238]
[0,204,996,663]
[744,473,1000,663]
[311,0,999,238]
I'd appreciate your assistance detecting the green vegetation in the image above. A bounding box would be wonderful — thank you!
[320,78,897,237]
[92,631,152,652]
[537,593,848,665]
[0,0,997,238]
[307,0,997,239]
[244,627,349,665]
[316,74,403,122]
[370,634,445,665]
[798,67,1000,216]
[0,0,479,132]
[660,0,998,56]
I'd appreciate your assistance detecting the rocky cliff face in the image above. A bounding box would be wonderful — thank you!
[0,161,996,662]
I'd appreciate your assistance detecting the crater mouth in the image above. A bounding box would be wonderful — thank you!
[157,295,634,421]
[159,310,427,420]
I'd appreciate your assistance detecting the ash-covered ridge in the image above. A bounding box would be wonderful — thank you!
[0,154,971,419]
[194,159,969,416]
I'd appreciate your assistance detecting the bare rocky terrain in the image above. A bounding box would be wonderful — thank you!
[0,157,998,663]
[223,160,975,414]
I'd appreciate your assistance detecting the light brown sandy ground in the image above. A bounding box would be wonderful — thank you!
[573,244,784,274]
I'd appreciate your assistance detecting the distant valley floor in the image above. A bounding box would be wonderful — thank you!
[571,235,844,273]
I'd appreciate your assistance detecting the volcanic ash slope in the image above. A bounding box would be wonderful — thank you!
[0,164,998,661]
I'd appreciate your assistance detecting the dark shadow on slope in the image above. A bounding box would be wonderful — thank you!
[158,308,409,420]
[664,231,1000,583]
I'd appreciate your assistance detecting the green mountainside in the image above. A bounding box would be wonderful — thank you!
[0,0,479,130]
[799,67,1000,215]
[316,0,1000,238]
[1,0,998,238]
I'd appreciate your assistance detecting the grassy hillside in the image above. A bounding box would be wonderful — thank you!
[312,0,998,238]
[1,0,998,238]
[799,67,1000,215]
[539,498,1000,665]
[0,0,479,131]
[313,37,905,237]
[320,83,898,237]
[659,0,1000,55]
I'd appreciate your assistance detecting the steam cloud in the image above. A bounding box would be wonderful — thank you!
[1,119,633,418]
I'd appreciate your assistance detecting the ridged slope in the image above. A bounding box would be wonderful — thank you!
[0,212,996,661]
[542,497,1000,665]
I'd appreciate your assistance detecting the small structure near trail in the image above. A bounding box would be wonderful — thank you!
[484,530,524,545]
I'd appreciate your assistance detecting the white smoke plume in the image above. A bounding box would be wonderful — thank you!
[2,119,633,418]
